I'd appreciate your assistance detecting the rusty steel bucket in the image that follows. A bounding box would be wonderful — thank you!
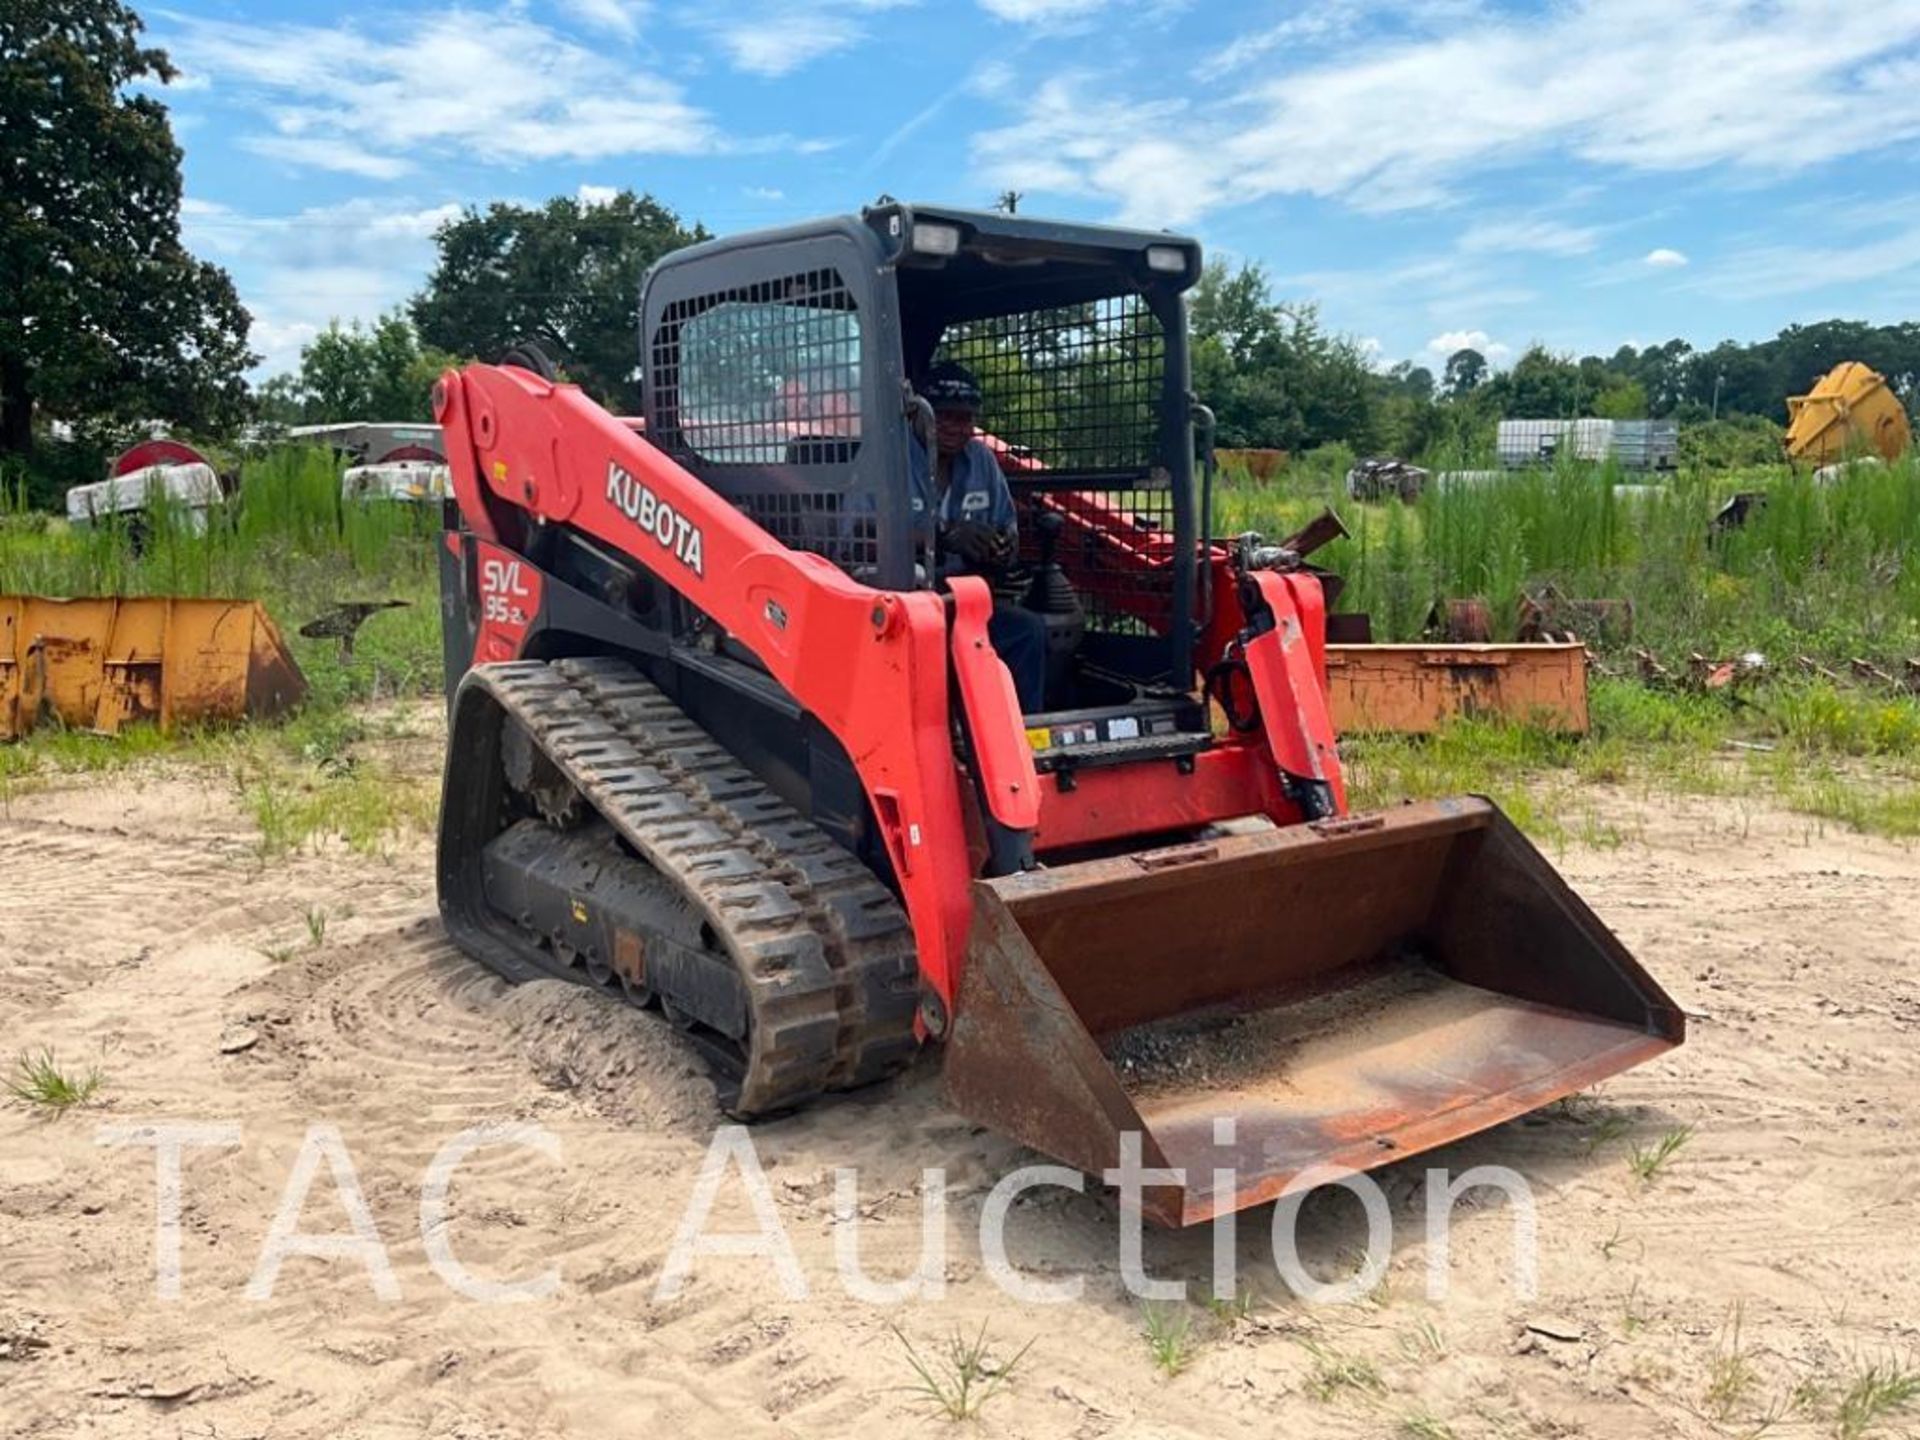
[944,797,1684,1227]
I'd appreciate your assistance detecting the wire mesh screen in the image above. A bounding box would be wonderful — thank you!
[937,294,1164,474]
[650,267,870,568]
[730,490,876,572]
[1026,486,1179,636]
[939,295,1176,635]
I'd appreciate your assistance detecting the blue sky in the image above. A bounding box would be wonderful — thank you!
[151,0,1920,379]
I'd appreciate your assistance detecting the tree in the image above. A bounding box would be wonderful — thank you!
[1187,262,1381,452]
[1384,362,1435,403]
[0,1,254,455]
[1592,380,1647,419]
[1443,348,1488,398]
[256,311,455,424]
[1190,260,1282,367]
[411,190,706,409]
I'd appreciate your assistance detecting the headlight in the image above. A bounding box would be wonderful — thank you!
[910,222,963,257]
[1145,244,1188,274]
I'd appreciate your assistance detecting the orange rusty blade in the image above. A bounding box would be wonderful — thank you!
[944,798,1683,1227]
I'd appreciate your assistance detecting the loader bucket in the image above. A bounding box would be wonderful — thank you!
[0,596,306,741]
[944,797,1683,1227]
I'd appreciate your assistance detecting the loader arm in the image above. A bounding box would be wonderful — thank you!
[437,363,984,1008]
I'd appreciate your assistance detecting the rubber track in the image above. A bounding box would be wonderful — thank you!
[463,658,919,1115]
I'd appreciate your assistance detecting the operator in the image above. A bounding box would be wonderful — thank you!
[911,360,1049,713]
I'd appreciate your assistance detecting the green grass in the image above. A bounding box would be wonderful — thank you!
[1704,1304,1757,1423]
[1141,1301,1196,1377]
[1834,1359,1920,1439]
[1343,675,1920,844]
[6,1049,104,1113]
[240,752,437,859]
[1397,1318,1446,1363]
[890,1321,1033,1422]
[1627,1125,1693,1183]
[1620,1279,1650,1336]
[1300,1337,1386,1403]
[1205,1288,1258,1325]
[1,705,439,857]
[11,440,1920,859]
[1215,452,1920,665]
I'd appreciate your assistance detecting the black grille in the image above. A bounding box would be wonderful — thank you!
[938,294,1164,474]
[1028,485,1178,636]
[939,295,1175,634]
[650,268,874,571]
[728,490,875,572]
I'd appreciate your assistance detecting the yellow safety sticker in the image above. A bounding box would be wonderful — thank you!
[1025,727,1052,751]
[570,898,589,924]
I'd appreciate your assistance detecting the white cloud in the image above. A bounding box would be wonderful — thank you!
[1279,252,1538,357]
[972,1,1920,222]
[1358,335,1397,372]
[560,0,649,36]
[168,10,720,175]
[1198,12,1352,80]
[247,316,325,378]
[1459,218,1601,257]
[973,76,1214,225]
[977,0,1109,20]
[742,185,786,200]
[1644,246,1689,268]
[577,184,620,207]
[1196,1,1482,81]
[871,61,1006,170]
[697,0,914,76]
[1697,221,1920,301]
[183,197,462,263]
[181,197,464,377]
[243,135,414,180]
[1427,329,1510,360]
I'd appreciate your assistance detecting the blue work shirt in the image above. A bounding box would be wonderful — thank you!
[908,435,1018,568]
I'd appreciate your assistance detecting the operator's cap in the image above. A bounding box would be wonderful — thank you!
[922,360,983,413]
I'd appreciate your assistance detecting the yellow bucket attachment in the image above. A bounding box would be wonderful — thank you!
[1784,360,1911,465]
[1325,642,1588,734]
[944,798,1683,1226]
[0,596,306,740]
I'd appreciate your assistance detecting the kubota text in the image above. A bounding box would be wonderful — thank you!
[607,461,705,575]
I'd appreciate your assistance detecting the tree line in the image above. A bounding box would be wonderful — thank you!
[7,1,1915,510]
[1188,260,1920,466]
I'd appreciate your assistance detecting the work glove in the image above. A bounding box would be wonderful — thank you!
[946,521,1014,568]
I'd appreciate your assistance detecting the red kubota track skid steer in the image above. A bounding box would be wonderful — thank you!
[434,203,1683,1226]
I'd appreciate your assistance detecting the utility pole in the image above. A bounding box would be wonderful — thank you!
[1711,372,1726,421]
[995,190,1022,214]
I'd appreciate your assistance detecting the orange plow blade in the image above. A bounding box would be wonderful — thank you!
[944,798,1683,1226]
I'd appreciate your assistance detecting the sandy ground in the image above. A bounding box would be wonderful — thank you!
[3,730,1918,1439]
